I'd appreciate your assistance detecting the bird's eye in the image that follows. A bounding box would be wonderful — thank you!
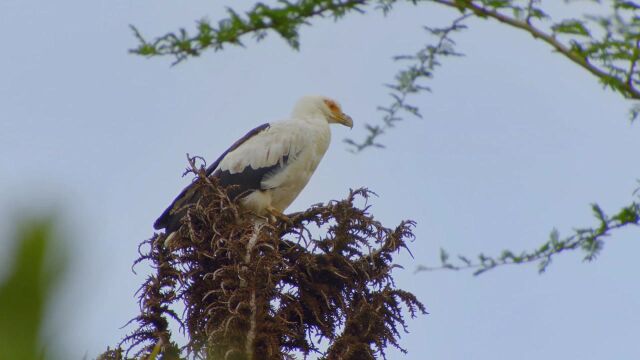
[324,99,340,113]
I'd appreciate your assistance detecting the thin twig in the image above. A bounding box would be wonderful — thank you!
[433,0,640,99]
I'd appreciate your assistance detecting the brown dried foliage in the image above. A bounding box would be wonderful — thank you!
[102,162,425,360]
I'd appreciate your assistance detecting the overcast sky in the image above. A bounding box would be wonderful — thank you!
[1,0,639,359]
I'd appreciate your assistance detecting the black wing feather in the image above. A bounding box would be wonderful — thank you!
[214,154,290,199]
[154,123,270,231]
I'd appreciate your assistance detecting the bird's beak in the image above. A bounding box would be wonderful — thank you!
[335,112,353,129]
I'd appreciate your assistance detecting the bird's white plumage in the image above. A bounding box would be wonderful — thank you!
[217,101,333,215]
[154,95,353,238]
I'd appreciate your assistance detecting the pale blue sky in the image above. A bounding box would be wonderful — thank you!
[1,1,639,359]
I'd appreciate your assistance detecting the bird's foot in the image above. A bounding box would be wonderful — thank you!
[266,206,293,226]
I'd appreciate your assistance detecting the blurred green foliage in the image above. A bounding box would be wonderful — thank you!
[0,218,65,360]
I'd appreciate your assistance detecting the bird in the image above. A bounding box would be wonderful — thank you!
[153,95,353,242]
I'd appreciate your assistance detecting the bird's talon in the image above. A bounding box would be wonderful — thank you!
[267,207,292,225]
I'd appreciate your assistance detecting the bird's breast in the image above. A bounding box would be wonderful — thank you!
[265,122,330,211]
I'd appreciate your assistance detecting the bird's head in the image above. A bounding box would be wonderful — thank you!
[293,95,353,128]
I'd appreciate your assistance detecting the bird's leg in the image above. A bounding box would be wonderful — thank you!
[266,206,292,225]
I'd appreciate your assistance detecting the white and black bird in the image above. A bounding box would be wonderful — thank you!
[154,95,353,240]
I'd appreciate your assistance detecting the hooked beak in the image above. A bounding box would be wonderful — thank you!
[335,112,353,129]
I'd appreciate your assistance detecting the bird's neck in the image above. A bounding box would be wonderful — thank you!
[302,116,331,149]
[298,114,330,133]
[291,102,326,118]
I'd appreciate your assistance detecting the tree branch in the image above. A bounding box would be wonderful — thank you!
[345,13,470,151]
[130,0,369,64]
[432,0,640,99]
[417,192,640,275]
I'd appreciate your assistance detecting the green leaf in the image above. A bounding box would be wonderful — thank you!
[591,203,607,222]
[485,0,511,9]
[0,218,65,360]
[552,20,590,37]
[439,248,450,263]
[615,1,640,10]
[612,206,640,224]
[458,255,472,265]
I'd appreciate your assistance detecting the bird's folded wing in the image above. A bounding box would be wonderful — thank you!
[214,121,305,195]
[154,121,306,232]
[216,121,304,175]
[154,122,271,231]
